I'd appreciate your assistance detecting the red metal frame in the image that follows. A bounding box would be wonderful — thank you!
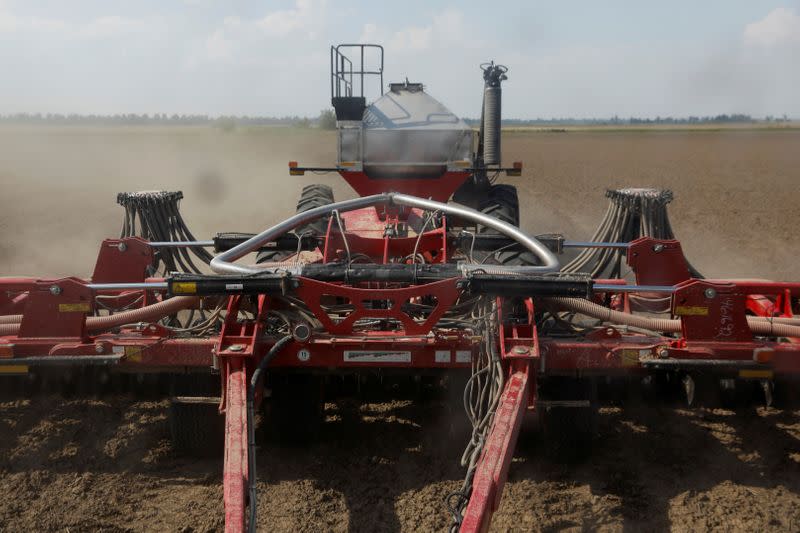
[222,357,249,533]
[2,226,799,532]
[295,277,460,335]
[338,170,470,203]
[460,370,529,533]
[91,237,153,283]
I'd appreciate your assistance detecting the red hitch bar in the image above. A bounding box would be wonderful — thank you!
[460,370,530,533]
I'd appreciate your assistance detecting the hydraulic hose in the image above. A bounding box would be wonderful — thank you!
[541,297,800,337]
[118,191,213,274]
[0,295,199,336]
[247,335,293,533]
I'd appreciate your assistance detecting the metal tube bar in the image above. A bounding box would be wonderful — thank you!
[210,193,561,275]
[0,355,122,365]
[563,241,630,249]
[392,194,560,271]
[593,283,675,293]
[211,194,390,275]
[87,282,169,291]
[147,241,215,248]
[641,359,763,368]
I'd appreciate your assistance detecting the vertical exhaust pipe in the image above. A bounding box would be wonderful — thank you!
[480,62,508,166]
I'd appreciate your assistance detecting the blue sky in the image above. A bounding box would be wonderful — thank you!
[0,1,798,118]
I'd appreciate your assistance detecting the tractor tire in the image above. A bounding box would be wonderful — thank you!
[476,184,539,266]
[295,184,335,235]
[168,397,224,457]
[477,184,520,230]
[257,184,334,263]
[264,374,324,446]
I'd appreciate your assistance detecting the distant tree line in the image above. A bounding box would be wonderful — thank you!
[0,112,316,127]
[464,113,792,126]
[0,111,792,127]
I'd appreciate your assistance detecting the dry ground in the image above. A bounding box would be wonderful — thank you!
[1,125,800,532]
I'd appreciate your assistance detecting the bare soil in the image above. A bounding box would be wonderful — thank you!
[1,126,799,532]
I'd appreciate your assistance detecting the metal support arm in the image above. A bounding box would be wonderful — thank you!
[460,371,529,533]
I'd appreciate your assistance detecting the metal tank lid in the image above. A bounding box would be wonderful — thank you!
[362,81,470,131]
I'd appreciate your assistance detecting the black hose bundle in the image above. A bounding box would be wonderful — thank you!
[562,188,702,279]
[118,191,213,274]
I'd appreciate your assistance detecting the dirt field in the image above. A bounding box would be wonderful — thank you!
[1,126,800,532]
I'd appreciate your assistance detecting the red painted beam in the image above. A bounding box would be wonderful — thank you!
[223,358,249,533]
[460,370,529,533]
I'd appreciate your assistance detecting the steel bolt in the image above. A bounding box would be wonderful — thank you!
[704,288,717,299]
[94,343,104,354]
[658,347,669,359]
[293,323,312,343]
[512,345,529,355]
[117,242,128,252]
[228,344,245,352]
[49,285,62,296]
[653,244,665,253]
[606,327,615,336]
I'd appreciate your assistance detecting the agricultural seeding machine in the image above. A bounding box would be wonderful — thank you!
[2,44,800,532]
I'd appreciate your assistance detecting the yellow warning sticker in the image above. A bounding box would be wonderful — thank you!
[739,369,773,379]
[124,346,144,363]
[58,302,91,313]
[0,365,28,374]
[172,282,197,294]
[620,349,640,367]
[674,305,709,316]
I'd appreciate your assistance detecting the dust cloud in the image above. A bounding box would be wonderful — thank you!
[0,125,798,281]
[505,129,800,280]
[0,125,344,277]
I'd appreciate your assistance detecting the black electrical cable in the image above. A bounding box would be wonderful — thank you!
[246,335,293,533]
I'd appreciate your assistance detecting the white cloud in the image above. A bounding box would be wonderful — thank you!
[203,16,241,62]
[432,8,467,44]
[194,0,329,66]
[743,7,800,47]
[0,10,66,33]
[77,16,156,39]
[359,23,379,43]
[1,2,798,118]
[391,25,432,51]
[354,9,495,117]
[359,8,469,52]
[255,0,327,38]
[0,5,160,41]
